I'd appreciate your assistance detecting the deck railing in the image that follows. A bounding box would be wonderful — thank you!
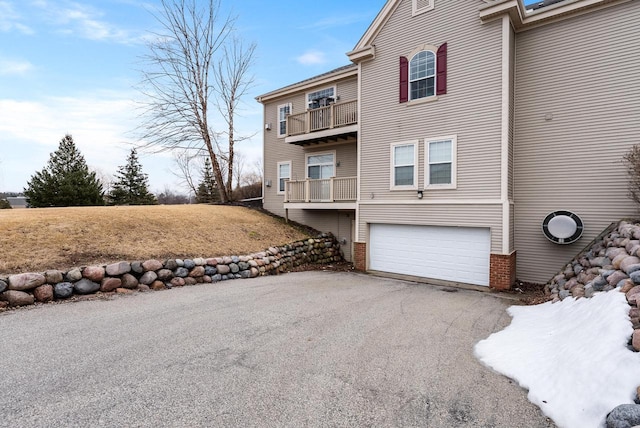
[286,100,358,137]
[284,177,357,203]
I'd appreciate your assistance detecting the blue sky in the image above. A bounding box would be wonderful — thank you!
[0,0,538,194]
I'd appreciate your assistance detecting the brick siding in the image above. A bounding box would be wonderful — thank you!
[490,252,517,290]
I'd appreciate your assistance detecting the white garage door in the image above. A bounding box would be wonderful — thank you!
[370,224,490,287]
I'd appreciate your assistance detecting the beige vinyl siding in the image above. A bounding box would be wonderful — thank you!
[261,74,359,259]
[359,204,503,253]
[513,1,640,283]
[337,79,357,103]
[262,75,358,217]
[359,0,504,202]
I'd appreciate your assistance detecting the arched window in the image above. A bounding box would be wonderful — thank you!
[399,43,446,103]
[409,50,435,100]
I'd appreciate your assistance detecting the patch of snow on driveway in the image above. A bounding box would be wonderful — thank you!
[475,291,640,428]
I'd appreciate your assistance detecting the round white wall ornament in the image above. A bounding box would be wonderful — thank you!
[542,211,584,245]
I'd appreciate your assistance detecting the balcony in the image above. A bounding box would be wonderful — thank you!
[284,177,357,209]
[285,100,358,146]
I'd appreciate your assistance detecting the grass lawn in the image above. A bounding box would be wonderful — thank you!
[0,205,311,275]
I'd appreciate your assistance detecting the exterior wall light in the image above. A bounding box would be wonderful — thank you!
[417,190,424,199]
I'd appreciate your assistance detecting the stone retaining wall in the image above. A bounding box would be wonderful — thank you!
[0,234,342,309]
[547,220,640,351]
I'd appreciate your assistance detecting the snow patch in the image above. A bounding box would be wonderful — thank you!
[475,291,640,428]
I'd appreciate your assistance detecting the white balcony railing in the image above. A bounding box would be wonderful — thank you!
[284,177,357,203]
[286,100,357,137]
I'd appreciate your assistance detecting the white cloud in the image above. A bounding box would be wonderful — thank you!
[33,0,145,44]
[296,50,327,66]
[0,1,35,34]
[0,58,34,75]
[299,13,373,31]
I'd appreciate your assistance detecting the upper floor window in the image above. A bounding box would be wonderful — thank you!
[426,135,457,189]
[278,103,291,138]
[410,51,435,100]
[391,141,418,189]
[400,43,447,103]
[412,0,434,16]
[277,161,291,194]
[306,152,335,179]
[307,87,335,109]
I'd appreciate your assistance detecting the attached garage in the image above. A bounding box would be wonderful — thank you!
[369,224,491,286]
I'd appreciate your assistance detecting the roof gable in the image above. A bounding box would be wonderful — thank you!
[348,0,488,62]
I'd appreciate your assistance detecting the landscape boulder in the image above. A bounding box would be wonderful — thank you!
[164,259,178,270]
[189,266,205,278]
[170,277,185,287]
[44,270,63,284]
[106,261,131,276]
[65,268,82,282]
[627,287,640,305]
[54,282,74,299]
[1,290,35,306]
[156,269,173,281]
[150,281,165,291]
[101,278,122,293]
[0,280,7,294]
[33,284,54,303]
[74,279,100,295]
[120,274,138,290]
[131,261,144,274]
[82,266,105,282]
[139,271,158,285]
[142,259,163,272]
[174,267,189,278]
[633,331,640,352]
[607,404,640,428]
[8,273,46,291]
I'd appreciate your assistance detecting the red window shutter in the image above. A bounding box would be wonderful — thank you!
[436,42,447,95]
[399,56,408,103]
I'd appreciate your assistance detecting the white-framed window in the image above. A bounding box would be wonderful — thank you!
[409,50,436,100]
[425,135,457,189]
[306,86,335,109]
[277,161,291,194]
[277,103,291,138]
[412,0,434,16]
[306,152,335,179]
[390,141,418,190]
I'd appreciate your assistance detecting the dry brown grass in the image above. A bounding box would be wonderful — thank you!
[0,205,311,275]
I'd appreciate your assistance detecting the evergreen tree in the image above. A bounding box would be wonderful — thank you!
[108,149,157,205]
[24,134,104,207]
[195,157,219,204]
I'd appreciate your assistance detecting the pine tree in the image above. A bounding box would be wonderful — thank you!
[108,149,157,205]
[195,157,219,204]
[24,134,104,207]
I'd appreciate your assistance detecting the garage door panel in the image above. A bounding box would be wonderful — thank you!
[369,224,490,287]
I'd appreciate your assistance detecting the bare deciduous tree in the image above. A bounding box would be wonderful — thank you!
[214,37,256,200]
[171,149,202,196]
[137,0,254,203]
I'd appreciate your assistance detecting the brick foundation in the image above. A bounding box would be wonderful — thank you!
[490,252,517,291]
[354,242,367,272]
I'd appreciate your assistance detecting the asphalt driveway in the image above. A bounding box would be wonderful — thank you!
[0,271,554,427]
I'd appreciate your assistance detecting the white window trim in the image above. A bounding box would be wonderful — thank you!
[277,103,292,138]
[425,135,457,190]
[412,0,434,16]
[305,86,337,110]
[277,161,291,195]
[409,49,436,102]
[305,151,336,179]
[390,141,419,191]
